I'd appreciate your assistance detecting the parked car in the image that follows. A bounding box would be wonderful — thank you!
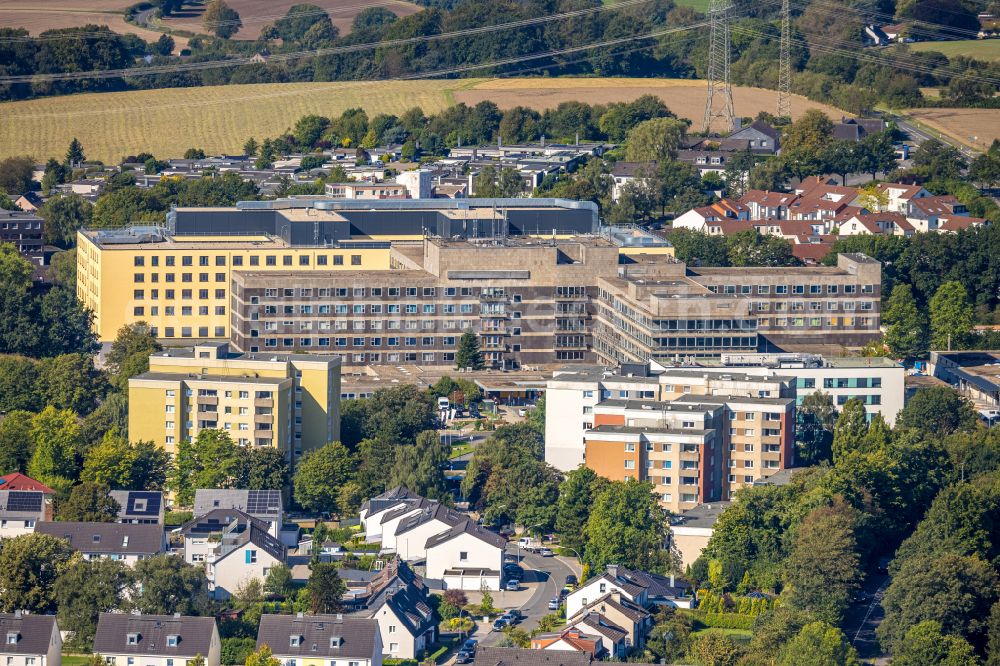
[560,586,572,598]
[504,554,517,564]
[492,617,509,631]
[548,597,560,610]
[517,408,527,417]
[463,639,478,651]
[504,564,522,578]
[505,579,520,591]
[455,651,474,664]
[565,574,578,586]
[538,547,554,557]
[505,609,523,623]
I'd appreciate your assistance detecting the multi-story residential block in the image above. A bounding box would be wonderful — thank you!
[93,614,221,666]
[0,612,61,666]
[257,614,382,666]
[76,198,597,342]
[0,211,44,267]
[35,522,165,564]
[128,343,340,459]
[595,253,882,363]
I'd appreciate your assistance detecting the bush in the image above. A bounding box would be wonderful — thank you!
[384,660,418,666]
[221,637,256,665]
[165,510,193,526]
[685,610,756,631]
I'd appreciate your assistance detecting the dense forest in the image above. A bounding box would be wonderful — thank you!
[0,0,998,112]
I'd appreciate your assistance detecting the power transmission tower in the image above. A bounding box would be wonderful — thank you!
[703,0,735,133]
[777,0,792,118]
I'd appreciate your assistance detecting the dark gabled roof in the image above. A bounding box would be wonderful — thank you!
[376,584,435,637]
[473,647,593,666]
[378,497,433,525]
[257,614,378,658]
[395,502,467,537]
[424,519,506,550]
[93,614,216,656]
[110,491,163,521]
[361,486,421,515]
[216,523,286,564]
[35,522,164,555]
[610,162,657,178]
[578,593,651,623]
[570,612,627,644]
[179,508,267,536]
[0,614,57,654]
[193,489,282,520]
[613,567,693,599]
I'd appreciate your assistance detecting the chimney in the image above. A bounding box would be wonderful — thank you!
[297,612,304,618]
[541,134,546,147]
[575,132,579,146]
[173,612,181,618]
[607,564,618,578]
[13,610,21,618]
[670,575,675,587]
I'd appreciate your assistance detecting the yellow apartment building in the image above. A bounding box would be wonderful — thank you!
[128,342,340,460]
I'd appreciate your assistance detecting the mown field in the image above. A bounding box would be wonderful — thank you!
[904,108,1000,152]
[159,0,424,39]
[0,1,186,49]
[0,78,842,164]
[910,39,1000,62]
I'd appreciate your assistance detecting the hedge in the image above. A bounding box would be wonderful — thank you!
[384,659,417,666]
[164,510,193,526]
[684,610,755,631]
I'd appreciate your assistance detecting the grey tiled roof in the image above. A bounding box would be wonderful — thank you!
[257,614,378,658]
[35,522,164,555]
[179,508,268,536]
[424,518,506,550]
[473,647,593,666]
[0,614,57,655]
[193,489,282,520]
[93,613,216,656]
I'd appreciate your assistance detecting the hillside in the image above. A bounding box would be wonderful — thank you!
[0,78,844,163]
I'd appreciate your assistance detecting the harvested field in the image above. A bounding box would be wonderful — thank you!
[456,78,844,133]
[904,108,1000,152]
[0,77,846,163]
[0,3,188,50]
[160,0,424,39]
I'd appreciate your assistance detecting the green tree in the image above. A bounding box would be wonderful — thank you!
[784,502,860,625]
[645,607,694,663]
[340,385,436,448]
[54,558,134,650]
[782,110,834,153]
[231,446,288,491]
[245,645,281,666]
[106,322,162,387]
[39,353,107,414]
[41,194,92,248]
[796,390,837,464]
[883,284,929,359]
[203,0,241,38]
[897,386,976,438]
[778,621,859,666]
[555,466,606,553]
[132,554,211,616]
[0,410,35,474]
[455,329,484,370]
[624,118,688,162]
[221,638,257,666]
[665,229,729,266]
[893,620,979,666]
[0,355,42,412]
[689,631,744,666]
[28,406,82,489]
[878,553,999,653]
[930,280,973,350]
[264,563,294,599]
[831,398,868,461]
[725,230,798,267]
[82,433,171,490]
[388,429,449,500]
[293,441,355,514]
[243,138,259,158]
[66,138,85,167]
[584,479,670,572]
[0,533,75,613]
[307,563,346,613]
[50,248,77,289]
[0,156,34,196]
[58,482,120,522]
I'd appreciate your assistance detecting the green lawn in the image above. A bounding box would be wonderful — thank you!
[691,627,753,641]
[63,656,92,666]
[911,39,1000,62]
[673,0,712,12]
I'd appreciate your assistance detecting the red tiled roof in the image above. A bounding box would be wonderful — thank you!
[939,215,987,231]
[792,243,833,263]
[0,472,55,493]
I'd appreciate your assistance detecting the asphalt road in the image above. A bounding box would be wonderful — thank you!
[479,545,582,645]
[845,573,891,663]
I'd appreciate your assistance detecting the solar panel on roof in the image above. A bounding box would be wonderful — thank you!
[126,491,162,516]
[246,490,281,515]
[5,491,42,512]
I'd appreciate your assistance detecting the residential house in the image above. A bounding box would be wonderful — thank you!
[178,508,268,567]
[34,522,165,564]
[562,614,630,658]
[668,502,731,568]
[204,521,286,600]
[424,520,506,591]
[832,117,886,142]
[257,614,382,666]
[876,183,931,213]
[471,647,593,666]
[13,192,43,213]
[565,566,694,620]
[739,190,797,220]
[530,629,608,658]
[939,216,988,232]
[671,200,749,231]
[726,120,779,154]
[392,503,471,561]
[0,612,61,666]
[610,162,656,202]
[362,559,437,660]
[359,487,424,543]
[567,592,651,653]
[193,489,283,539]
[111,491,164,525]
[0,475,54,539]
[838,212,914,237]
[93,613,221,666]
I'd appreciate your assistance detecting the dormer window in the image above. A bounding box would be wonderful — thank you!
[93,534,102,543]
[135,499,147,512]
[126,633,139,645]
[167,635,179,647]
[5,632,18,645]
[290,635,303,647]
[330,637,343,648]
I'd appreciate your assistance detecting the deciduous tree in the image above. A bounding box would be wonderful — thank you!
[0,533,75,613]
[293,441,355,514]
[132,554,211,616]
[55,558,134,650]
